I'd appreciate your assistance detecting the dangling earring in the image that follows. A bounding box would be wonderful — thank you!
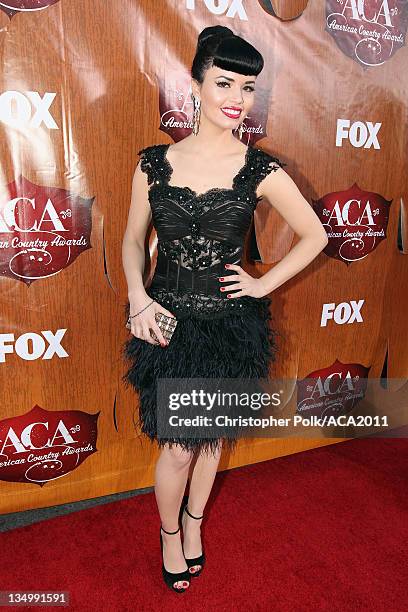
[192,95,201,136]
[238,121,244,140]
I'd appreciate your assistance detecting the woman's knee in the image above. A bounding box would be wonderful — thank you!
[164,443,194,467]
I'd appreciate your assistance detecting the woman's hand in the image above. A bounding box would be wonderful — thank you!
[218,264,269,299]
[128,292,175,347]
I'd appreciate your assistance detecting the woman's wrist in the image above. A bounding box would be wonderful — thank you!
[128,288,151,309]
[256,277,270,298]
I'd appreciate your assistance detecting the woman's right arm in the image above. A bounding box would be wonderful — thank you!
[122,161,152,308]
[122,161,174,346]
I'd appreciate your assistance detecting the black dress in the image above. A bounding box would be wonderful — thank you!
[122,143,287,455]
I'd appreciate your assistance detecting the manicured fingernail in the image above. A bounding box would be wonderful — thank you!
[219,277,224,281]
[225,264,230,268]
[220,287,225,291]
[227,294,232,298]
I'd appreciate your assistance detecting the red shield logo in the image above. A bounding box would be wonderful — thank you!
[0,176,94,285]
[326,0,408,67]
[0,405,99,486]
[297,359,370,418]
[313,183,391,264]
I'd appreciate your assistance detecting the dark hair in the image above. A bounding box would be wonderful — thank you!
[191,25,264,84]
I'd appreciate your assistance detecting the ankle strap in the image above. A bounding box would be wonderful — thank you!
[161,525,180,535]
[184,505,203,520]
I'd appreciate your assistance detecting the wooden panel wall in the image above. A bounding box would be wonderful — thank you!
[0,0,407,513]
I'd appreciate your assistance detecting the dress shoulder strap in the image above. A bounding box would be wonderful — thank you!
[234,146,287,202]
[242,148,287,202]
[250,148,287,194]
[137,144,170,186]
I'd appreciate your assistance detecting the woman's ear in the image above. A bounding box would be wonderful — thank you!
[191,79,201,99]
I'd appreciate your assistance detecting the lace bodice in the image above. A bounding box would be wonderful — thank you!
[137,143,287,318]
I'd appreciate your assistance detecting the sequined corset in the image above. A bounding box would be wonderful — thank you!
[138,143,286,318]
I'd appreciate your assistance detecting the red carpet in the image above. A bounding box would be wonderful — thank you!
[2,438,407,611]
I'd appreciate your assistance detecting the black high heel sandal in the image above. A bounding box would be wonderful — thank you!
[160,526,191,592]
[181,504,206,577]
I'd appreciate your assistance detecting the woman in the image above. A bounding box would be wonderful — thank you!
[122,25,328,592]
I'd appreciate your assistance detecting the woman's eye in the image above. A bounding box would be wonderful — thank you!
[216,82,255,92]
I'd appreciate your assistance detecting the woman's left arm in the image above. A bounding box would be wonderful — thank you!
[221,166,328,299]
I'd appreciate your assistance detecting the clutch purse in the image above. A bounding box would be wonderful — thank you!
[126,311,177,344]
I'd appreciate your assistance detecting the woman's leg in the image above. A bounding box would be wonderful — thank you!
[155,442,194,584]
[182,440,223,570]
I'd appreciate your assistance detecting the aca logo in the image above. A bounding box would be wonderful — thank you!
[336,119,381,149]
[0,405,99,487]
[159,73,269,144]
[0,1,60,18]
[0,91,58,130]
[326,0,408,67]
[321,300,365,327]
[0,176,94,285]
[313,183,391,264]
[297,360,370,418]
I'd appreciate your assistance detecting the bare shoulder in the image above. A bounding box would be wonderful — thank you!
[167,137,192,155]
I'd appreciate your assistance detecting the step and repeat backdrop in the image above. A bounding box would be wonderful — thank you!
[1,0,407,513]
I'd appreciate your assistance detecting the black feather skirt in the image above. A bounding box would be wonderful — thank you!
[122,292,279,456]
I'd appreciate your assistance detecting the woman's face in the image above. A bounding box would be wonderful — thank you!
[192,66,256,131]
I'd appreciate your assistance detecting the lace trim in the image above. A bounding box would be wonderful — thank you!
[150,183,257,216]
[137,144,287,202]
[159,238,241,271]
[243,148,288,203]
[137,145,172,186]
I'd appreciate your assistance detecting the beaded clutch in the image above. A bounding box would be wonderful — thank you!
[126,311,178,344]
